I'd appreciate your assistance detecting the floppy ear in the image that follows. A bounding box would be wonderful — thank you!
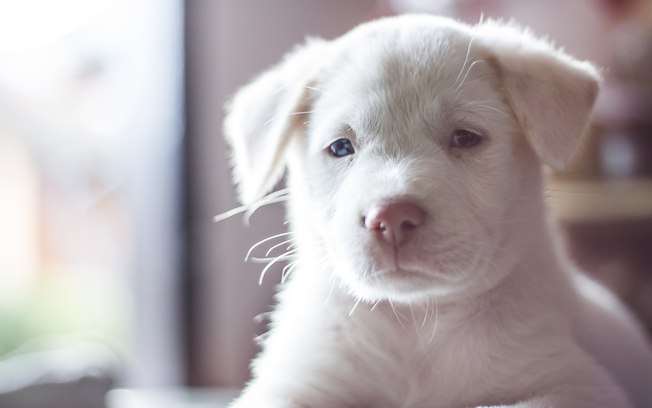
[224,39,327,204]
[476,22,601,170]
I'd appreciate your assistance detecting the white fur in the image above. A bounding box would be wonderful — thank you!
[224,15,652,408]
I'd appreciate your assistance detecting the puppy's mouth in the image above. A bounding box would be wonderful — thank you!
[330,199,481,300]
[366,248,454,285]
[359,264,450,301]
[375,266,425,278]
[370,250,430,277]
[370,259,450,283]
[372,265,440,286]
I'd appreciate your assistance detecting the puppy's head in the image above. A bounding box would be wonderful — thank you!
[224,15,599,304]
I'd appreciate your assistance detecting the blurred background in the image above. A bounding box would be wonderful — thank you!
[0,0,650,407]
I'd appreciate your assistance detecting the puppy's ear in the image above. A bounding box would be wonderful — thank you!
[477,22,601,170]
[224,39,326,204]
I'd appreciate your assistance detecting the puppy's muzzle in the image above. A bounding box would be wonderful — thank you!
[362,199,426,247]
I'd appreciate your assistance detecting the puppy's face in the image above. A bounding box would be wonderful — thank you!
[225,15,599,304]
[302,25,526,303]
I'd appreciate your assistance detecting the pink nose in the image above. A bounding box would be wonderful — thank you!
[363,200,426,247]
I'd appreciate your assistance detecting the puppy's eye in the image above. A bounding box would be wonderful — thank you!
[327,138,355,158]
[450,129,482,148]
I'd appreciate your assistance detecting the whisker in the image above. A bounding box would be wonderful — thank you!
[263,110,314,127]
[213,188,289,223]
[324,275,337,305]
[455,59,486,91]
[245,232,293,261]
[462,101,510,117]
[463,99,502,105]
[244,188,290,225]
[249,256,291,263]
[265,238,296,257]
[472,104,509,117]
[304,85,325,94]
[258,251,293,286]
[389,300,408,331]
[243,195,288,224]
[281,260,299,283]
[454,37,476,86]
[421,297,430,330]
[349,297,362,317]
[409,305,421,333]
[273,83,326,95]
[428,296,439,345]
[213,205,250,224]
[249,249,297,264]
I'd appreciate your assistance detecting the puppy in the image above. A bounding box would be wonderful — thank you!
[223,15,652,408]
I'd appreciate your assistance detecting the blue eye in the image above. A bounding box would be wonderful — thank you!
[328,138,355,158]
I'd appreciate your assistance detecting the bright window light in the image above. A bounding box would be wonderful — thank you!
[0,0,116,52]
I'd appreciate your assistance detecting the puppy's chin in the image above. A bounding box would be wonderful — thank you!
[329,235,509,304]
[334,261,465,304]
[326,224,503,304]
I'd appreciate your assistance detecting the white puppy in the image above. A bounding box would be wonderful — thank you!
[223,15,652,408]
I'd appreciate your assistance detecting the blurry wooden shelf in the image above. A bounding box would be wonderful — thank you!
[547,179,652,223]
